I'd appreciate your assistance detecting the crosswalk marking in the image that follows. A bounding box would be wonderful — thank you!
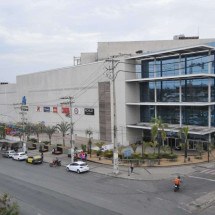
[200,169,215,175]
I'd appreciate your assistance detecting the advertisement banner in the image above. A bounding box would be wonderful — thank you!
[53,106,58,113]
[43,106,50,112]
[62,107,70,114]
[73,107,81,115]
[36,106,41,112]
[84,108,94,115]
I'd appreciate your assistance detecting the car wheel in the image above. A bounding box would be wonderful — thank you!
[77,169,80,174]
[66,167,70,172]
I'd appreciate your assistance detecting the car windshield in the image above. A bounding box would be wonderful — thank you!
[80,163,87,166]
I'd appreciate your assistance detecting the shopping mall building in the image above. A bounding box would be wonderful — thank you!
[1,36,215,149]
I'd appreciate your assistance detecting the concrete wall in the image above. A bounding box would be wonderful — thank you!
[14,62,108,142]
[81,52,97,64]
[0,83,19,123]
[97,39,215,60]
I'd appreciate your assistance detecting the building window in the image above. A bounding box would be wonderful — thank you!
[140,82,154,102]
[157,80,180,102]
[157,106,179,124]
[140,106,155,122]
[182,106,208,126]
[182,79,208,102]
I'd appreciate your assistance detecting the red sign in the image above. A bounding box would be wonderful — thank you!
[53,107,58,113]
[62,107,70,114]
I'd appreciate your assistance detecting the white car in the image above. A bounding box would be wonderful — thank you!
[12,152,28,161]
[66,161,89,173]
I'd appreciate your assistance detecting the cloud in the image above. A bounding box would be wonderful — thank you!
[0,0,215,82]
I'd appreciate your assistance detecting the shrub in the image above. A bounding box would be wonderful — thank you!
[103,150,113,158]
[43,141,50,145]
[132,152,141,159]
[147,153,158,159]
[161,153,177,159]
[194,155,203,160]
[29,138,37,143]
[0,193,19,215]
[81,144,87,152]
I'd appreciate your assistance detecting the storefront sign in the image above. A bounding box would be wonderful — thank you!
[43,106,50,112]
[84,108,94,115]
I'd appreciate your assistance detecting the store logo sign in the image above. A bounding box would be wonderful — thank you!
[84,108,94,115]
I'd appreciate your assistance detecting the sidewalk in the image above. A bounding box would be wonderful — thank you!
[30,150,215,181]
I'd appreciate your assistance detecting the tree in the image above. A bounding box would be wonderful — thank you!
[0,124,6,139]
[56,122,70,146]
[178,126,189,163]
[0,193,19,215]
[151,117,167,165]
[45,126,56,145]
[95,141,105,157]
[32,123,45,142]
[24,123,34,141]
[85,128,93,157]
[130,143,138,153]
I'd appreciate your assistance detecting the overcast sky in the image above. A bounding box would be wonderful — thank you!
[0,0,215,83]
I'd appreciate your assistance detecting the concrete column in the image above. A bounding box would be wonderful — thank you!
[179,54,182,127]
[154,58,157,118]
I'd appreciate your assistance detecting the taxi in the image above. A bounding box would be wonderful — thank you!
[26,155,43,164]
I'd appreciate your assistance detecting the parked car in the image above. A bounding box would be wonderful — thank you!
[26,155,43,164]
[12,152,28,161]
[66,161,89,173]
[2,150,16,158]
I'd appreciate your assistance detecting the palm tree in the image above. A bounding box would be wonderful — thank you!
[56,122,70,146]
[85,128,93,157]
[0,124,6,139]
[151,117,167,165]
[178,126,189,163]
[25,123,34,141]
[45,126,56,145]
[32,123,45,142]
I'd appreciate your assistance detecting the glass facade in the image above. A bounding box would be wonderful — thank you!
[157,106,179,124]
[157,80,180,102]
[141,53,215,78]
[182,79,208,102]
[140,82,154,102]
[182,106,208,126]
[140,106,155,122]
[138,51,215,127]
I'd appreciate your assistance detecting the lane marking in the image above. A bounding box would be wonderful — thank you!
[201,169,215,174]
[189,175,215,182]
[156,197,163,201]
[136,189,145,193]
[177,206,192,214]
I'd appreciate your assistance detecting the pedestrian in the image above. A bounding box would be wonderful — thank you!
[85,152,87,162]
[130,162,134,174]
[41,152,43,161]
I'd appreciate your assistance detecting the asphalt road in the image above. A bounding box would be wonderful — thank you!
[0,157,214,215]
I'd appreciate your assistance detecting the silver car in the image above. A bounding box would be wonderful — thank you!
[2,150,16,158]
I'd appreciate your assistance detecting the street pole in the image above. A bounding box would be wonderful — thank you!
[105,58,119,175]
[61,96,74,163]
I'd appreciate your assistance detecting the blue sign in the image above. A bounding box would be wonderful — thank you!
[124,149,132,158]
[43,107,50,112]
[22,96,26,105]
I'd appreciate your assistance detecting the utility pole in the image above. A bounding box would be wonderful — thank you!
[60,96,74,163]
[105,58,119,175]
[14,103,28,152]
